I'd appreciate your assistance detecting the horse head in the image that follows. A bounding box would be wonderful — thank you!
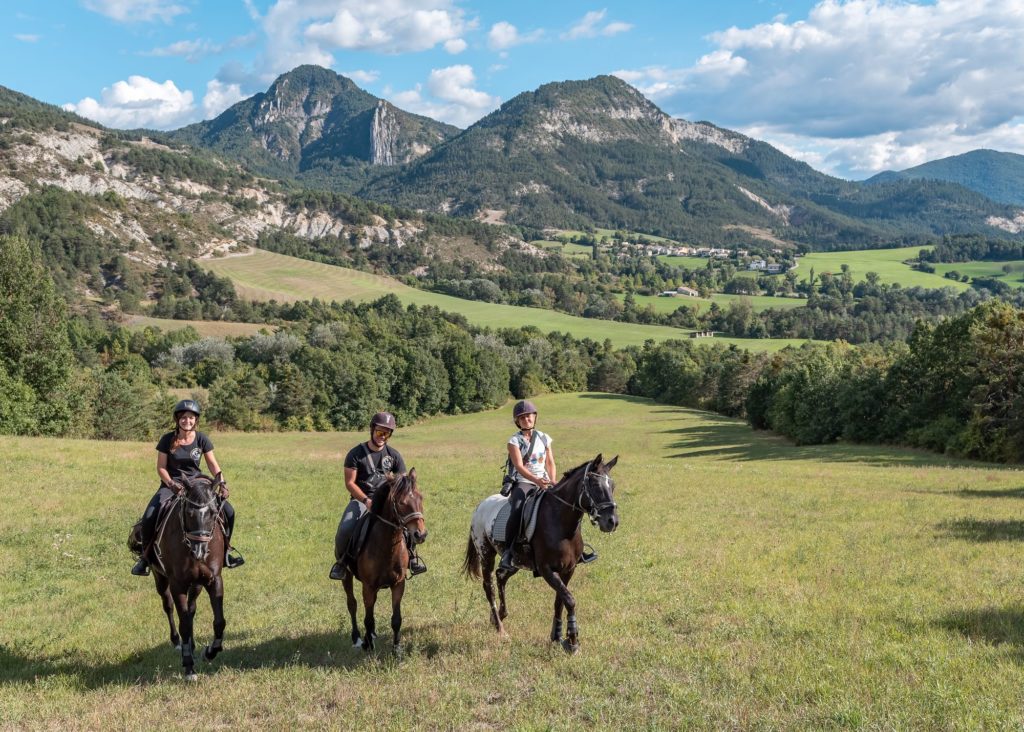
[582,454,619,533]
[179,473,223,561]
[376,469,427,545]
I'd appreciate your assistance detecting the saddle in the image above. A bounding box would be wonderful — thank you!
[492,489,545,545]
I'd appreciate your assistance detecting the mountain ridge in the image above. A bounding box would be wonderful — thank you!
[867,149,1024,206]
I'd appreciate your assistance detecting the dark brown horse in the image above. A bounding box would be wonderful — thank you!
[463,454,619,653]
[137,473,228,680]
[341,470,426,655]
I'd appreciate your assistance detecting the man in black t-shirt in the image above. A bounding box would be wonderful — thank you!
[329,412,426,579]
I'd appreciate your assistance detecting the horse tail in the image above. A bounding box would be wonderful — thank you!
[461,533,481,579]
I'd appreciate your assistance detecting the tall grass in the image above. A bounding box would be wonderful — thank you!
[2,394,1024,728]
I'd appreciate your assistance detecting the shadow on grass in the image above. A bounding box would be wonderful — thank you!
[937,518,1024,542]
[0,619,472,688]
[936,606,1024,658]
[955,487,1024,499]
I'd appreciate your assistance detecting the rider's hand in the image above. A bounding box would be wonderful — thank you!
[364,498,373,509]
[171,481,185,496]
[219,482,230,499]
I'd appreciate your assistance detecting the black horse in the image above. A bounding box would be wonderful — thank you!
[463,454,619,653]
[131,473,228,680]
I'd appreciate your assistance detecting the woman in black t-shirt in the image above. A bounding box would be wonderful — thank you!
[130,399,243,575]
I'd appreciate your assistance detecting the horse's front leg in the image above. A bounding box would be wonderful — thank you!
[174,589,198,678]
[203,575,226,661]
[361,582,378,652]
[539,566,578,654]
[550,593,565,644]
[390,581,405,656]
[155,573,180,649]
[343,573,361,648]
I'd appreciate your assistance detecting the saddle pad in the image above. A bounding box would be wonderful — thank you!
[351,512,373,559]
[491,491,545,545]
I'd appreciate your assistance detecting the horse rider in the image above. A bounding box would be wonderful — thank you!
[499,399,596,573]
[131,399,244,576]
[330,411,427,580]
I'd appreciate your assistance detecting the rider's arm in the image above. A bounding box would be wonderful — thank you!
[507,442,550,488]
[345,466,372,506]
[204,450,222,477]
[545,443,557,484]
[157,451,173,486]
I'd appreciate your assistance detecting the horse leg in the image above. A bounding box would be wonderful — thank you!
[480,544,505,635]
[390,582,405,657]
[496,558,512,623]
[203,575,225,661]
[155,574,180,649]
[539,566,578,654]
[174,590,197,679]
[550,593,564,644]
[343,573,361,648]
[361,583,378,652]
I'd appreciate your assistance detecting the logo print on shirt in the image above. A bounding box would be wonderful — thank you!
[190,448,202,462]
[381,455,394,472]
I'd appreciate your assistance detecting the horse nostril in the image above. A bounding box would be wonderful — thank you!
[417,530,428,543]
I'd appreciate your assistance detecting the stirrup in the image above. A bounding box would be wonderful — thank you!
[409,555,427,576]
[131,558,151,576]
[225,550,245,569]
[329,561,348,581]
[580,543,598,564]
[498,546,517,572]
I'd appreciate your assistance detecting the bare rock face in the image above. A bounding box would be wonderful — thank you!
[371,101,400,166]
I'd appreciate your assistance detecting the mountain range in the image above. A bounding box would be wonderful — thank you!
[3,65,1024,253]
[867,149,1024,207]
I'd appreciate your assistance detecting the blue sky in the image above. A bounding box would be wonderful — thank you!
[4,0,1023,179]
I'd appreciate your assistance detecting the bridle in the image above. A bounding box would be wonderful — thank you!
[373,477,425,542]
[548,464,617,526]
[178,480,222,552]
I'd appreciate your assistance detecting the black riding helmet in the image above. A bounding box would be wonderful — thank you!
[173,399,201,420]
[513,399,537,425]
[370,411,397,435]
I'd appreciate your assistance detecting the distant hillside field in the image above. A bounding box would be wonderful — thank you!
[797,246,973,290]
[125,316,275,337]
[623,292,809,315]
[932,260,1024,289]
[4,394,1024,728]
[202,249,806,350]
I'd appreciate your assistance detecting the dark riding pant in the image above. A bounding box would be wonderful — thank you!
[507,480,533,544]
[335,499,368,561]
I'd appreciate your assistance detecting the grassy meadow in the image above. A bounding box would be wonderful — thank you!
[202,249,805,351]
[3,393,1024,728]
[932,260,1024,289]
[797,246,972,291]
[124,316,275,337]
[623,291,809,315]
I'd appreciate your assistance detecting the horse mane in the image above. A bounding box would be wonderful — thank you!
[557,460,591,485]
[369,473,411,515]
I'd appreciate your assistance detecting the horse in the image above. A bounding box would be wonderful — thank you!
[462,454,619,653]
[137,473,228,680]
[340,469,427,655]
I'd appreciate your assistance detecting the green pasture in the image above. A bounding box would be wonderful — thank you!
[555,228,685,246]
[531,240,594,258]
[3,393,1024,727]
[202,249,800,351]
[125,316,275,337]
[620,292,808,315]
[797,246,972,291]
[933,260,1024,289]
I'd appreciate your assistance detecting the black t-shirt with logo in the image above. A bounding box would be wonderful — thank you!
[156,431,214,480]
[344,442,406,498]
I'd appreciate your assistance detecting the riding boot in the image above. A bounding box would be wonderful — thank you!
[498,545,518,574]
[329,561,348,581]
[409,552,427,576]
[221,501,244,568]
[225,549,245,568]
[131,557,151,576]
[580,542,599,564]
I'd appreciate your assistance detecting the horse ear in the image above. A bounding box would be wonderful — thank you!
[604,455,618,471]
[590,453,603,468]
[408,467,416,481]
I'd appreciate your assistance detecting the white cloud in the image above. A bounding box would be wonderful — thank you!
[488,21,543,50]
[14,33,40,42]
[64,76,196,129]
[144,34,258,62]
[303,0,467,54]
[202,80,246,119]
[391,65,499,127]
[561,9,632,40]
[340,69,380,84]
[616,0,1024,177]
[82,0,187,23]
[444,38,467,54]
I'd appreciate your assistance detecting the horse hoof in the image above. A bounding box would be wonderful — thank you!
[184,672,198,682]
[561,640,579,655]
[352,638,363,649]
[394,645,404,660]
[174,643,182,652]
[203,644,219,661]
